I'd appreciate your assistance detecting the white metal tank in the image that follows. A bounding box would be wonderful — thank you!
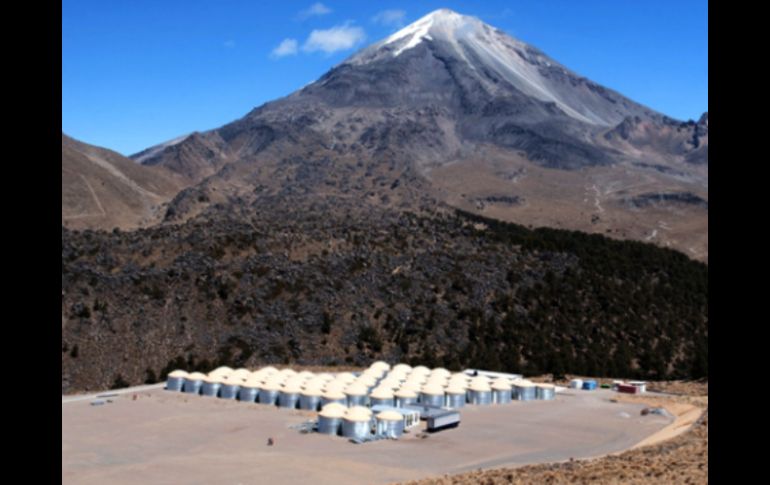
[182,372,206,394]
[376,410,405,438]
[317,403,346,435]
[165,369,187,392]
[341,406,373,440]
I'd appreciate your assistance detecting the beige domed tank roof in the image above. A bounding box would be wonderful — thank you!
[279,368,297,376]
[168,370,188,378]
[386,370,408,379]
[265,375,287,385]
[324,381,346,392]
[297,370,315,379]
[411,366,431,375]
[203,374,225,384]
[377,378,401,390]
[322,389,347,400]
[319,405,347,418]
[243,375,263,387]
[536,383,555,389]
[445,383,467,394]
[301,387,323,397]
[421,383,445,395]
[514,380,535,388]
[281,383,303,394]
[285,376,307,386]
[230,368,251,378]
[212,366,234,374]
[207,370,230,379]
[344,406,373,421]
[344,383,368,396]
[320,402,347,413]
[370,387,394,399]
[430,367,450,376]
[317,373,335,382]
[426,376,449,385]
[335,372,356,383]
[400,381,422,392]
[471,376,491,386]
[370,360,391,371]
[376,410,404,421]
[261,381,283,391]
[395,387,418,398]
[392,363,412,372]
[405,374,427,384]
[492,379,512,390]
[260,366,279,374]
[304,378,326,388]
[186,372,207,380]
[470,380,492,392]
[223,375,246,386]
[355,375,377,386]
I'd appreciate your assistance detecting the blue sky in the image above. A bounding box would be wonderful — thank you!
[62,1,708,156]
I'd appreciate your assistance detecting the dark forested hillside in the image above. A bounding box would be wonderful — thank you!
[61,198,707,392]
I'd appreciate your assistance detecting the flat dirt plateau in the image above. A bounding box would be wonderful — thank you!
[61,382,702,485]
[401,379,707,485]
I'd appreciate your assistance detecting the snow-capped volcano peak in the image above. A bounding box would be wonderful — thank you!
[335,9,661,127]
[381,9,473,56]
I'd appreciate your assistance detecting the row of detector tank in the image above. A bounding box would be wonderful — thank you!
[317,403,419,439]
[165,361,554,409]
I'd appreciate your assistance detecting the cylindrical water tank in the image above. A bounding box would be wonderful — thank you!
[445,384,467,408]
[165,370,187,392]
[318,403,346,435]
[321,389,347,407]
[341,406,373,440]
[569,379,583,389]
[238,385,259,402]
[376,410,405,439]
[420,384,445,407]
[492,380,513,404]
[259,382,281,405]
[536,383,555,400]
[514,381,536,401]
[201,376,222,397]
[182,372,206,394]
[219,380,241,400]
[369,387,395,407]
[278,384,302,409]
[345,383,369,407]
[394,387,418,407]
[469,380,492,405]
[299,387,323,411]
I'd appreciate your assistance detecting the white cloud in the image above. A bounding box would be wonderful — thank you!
[271,38,299,58]
[298,3,332,19]
[302,24,366,54]
[372,9,406,27]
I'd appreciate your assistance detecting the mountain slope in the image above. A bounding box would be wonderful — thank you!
[62,134,185,230]
[62,198,707,392]
[128,9,707,259]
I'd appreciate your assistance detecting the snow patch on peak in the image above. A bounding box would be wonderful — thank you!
[382,8,478,57]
